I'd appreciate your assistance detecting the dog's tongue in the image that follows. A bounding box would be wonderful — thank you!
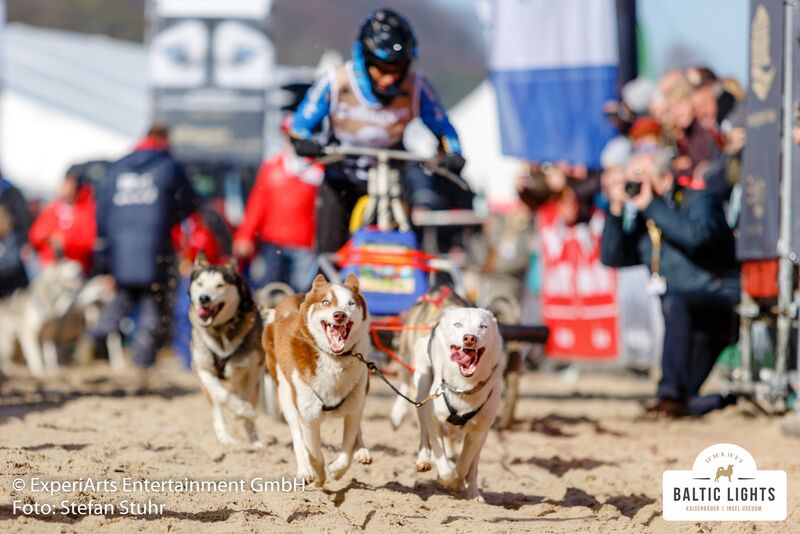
[326,324,347,353]
[451,346,477,367]
[198,306,214,320]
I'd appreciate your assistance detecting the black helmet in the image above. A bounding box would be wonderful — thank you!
[358,9,417,102]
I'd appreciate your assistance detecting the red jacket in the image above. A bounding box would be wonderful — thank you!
[171,212,225,265]
[234,149,323,249]
[29,186,96,273]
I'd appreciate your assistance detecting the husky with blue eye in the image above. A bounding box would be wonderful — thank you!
[189,251,265,448]
[262,273,372,487]
[413,306,504,501]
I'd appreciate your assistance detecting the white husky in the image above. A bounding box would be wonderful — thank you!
[413,307,504,501]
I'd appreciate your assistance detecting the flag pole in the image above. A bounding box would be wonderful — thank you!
[774,0,798,408]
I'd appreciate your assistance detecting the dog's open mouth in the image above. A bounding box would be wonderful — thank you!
[323,321,353,353]
[450,345,487,377]
[197,303,223,324]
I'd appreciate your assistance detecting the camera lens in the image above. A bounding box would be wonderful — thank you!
[625,181,642,196]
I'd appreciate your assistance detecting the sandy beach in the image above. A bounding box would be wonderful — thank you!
[1,361,798,533]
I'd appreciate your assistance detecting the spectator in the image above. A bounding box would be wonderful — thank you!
[233,117,323,292]
[649,69,686,123]
[29,164,97,274]
[600,149,739,416]
[628,117,662,152]
[603,77,656,135]
[517,161,599,224]
[691,80,722,133]
[0,173,31,297]
[90,123,197,369]
[290,8,464,253]
[662,74,724,178]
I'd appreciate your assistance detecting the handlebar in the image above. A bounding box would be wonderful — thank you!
[318,145,470,192]
[322,145,434,163]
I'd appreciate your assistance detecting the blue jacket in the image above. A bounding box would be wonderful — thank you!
[600,187,739,298]
[95,149,197,287]
[292,44,461,154]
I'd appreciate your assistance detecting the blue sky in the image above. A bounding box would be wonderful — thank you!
[637,0,749,83]
[435,0,750,84]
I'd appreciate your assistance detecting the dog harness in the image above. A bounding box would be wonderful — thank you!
[196,307,259,380]
[211,354,228,380]
[442,387,494,427]
[310,383,354,412]
[301,338,360,412]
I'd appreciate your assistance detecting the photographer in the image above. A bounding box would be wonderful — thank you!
[601,149,739,416]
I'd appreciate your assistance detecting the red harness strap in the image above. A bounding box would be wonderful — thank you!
[370,330,415,374]
[419,285,451,308]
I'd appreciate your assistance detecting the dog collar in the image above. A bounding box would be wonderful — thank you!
[310,382,355,412]
[443,387,494,426]
[441,363,498,396]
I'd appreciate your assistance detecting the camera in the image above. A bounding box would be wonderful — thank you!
[624,181,642,197]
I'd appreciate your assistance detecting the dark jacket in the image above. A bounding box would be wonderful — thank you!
[95,149,197,287]
[0,231,27,298]
[0,178,31,296]
[0,178,31,241]
[600,187,739,298]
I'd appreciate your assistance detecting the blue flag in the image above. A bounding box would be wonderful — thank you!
[486,0,619,167]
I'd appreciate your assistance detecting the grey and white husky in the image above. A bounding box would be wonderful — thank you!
[189,251,266,447]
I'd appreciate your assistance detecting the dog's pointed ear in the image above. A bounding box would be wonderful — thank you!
[226,256,238,271]
[311,273,327,289]
[194,250,209,268]
[479,307,497,323]
[344,273,359,292]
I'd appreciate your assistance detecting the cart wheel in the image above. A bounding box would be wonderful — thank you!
[496,348,521,430]
[262,373,283,421]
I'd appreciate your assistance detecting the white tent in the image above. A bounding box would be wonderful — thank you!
[1,23,522,206]
[405,79,523,210]
[1,24,147,198]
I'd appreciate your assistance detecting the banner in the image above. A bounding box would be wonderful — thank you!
[537,205,618,359]
[147,0,274,166]
[738,0,784,260]
[789,5,800,256]
[485,0,619,167]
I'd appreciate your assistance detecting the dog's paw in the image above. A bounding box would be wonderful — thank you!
[354,448,372,465]
[416,449,431,472]
[328,454,351,480]
[439,475,463,495]
[416,460,432,472]
[466,485,484,502]
[216,433,239,446]
[296,470,316,486]
[228,396,257,419]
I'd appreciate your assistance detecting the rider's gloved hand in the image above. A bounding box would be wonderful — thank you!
[441,152,466,175]
[291,138,324,158]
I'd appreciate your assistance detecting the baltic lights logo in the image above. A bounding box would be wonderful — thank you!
[663,443,786,521]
